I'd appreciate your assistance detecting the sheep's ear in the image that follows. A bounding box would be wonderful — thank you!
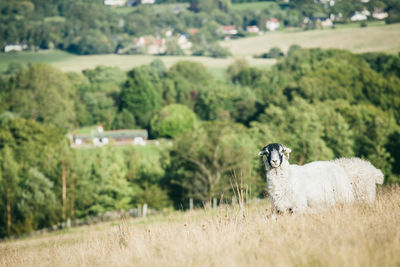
[282,146,291,160]
[258,146,268,164]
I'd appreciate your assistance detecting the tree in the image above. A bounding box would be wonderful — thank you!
[190,0,231,13]
[0,146,19,236]
[150,104,198,138]
[165,121,262,204]
[6,64,76,131]
[120,67,162,127]
[255,98,335,165]
[112,109,136,130]
[165,39,185,56]
[0,116,64,237]
[167,61,213,108]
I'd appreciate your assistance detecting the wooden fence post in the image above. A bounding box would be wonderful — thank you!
[142,204,148,218]
[189,198,193,211]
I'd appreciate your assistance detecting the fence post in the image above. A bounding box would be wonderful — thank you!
[189,198,194,211]
[142,204,148,218]
[213,198,217,209]
[137,204,141,217]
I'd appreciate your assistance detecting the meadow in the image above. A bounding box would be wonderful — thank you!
[221,22,400,56]
[1,186,399,267]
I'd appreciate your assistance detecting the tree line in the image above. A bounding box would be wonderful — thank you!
[0,47,400,237]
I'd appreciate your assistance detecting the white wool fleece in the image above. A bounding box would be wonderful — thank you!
[332,157,384,203]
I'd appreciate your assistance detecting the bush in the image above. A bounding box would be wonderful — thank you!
[192,43,231,58]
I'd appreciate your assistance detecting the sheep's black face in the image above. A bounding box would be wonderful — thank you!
[259,143,289,168]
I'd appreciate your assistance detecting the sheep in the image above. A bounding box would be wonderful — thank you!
[331,157,384,203]
[258,143,355,214]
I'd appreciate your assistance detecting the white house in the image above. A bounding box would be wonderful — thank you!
[373,8,388,20]
[266,18,280,31]
[350,11,367,21]
[70,129,149,148]
[177,34,192,50]
[321,18,333,27]
[221,25,238,35]
[104,0,127,6]
[317,0,335,7]
[141,0,155,4]
[350,9,370,21]
[135,36,166,54]
[4,44,27,52]
[246,25,260,33]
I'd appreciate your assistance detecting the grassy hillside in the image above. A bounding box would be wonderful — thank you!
[1,186,399,267]
[221,22,400,56]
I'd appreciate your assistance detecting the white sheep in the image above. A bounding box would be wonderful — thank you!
[259,143,355,213]
[332,157,384,203]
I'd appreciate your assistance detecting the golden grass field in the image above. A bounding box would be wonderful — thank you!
[221,23,400,56]
[1,185,400,267]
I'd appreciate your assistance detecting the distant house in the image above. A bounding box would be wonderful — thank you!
[141,0,155,4]
[317,0,335,6]
[188,28,200,36]
[266,18,280,31]
[350,9,370,21]
[4,44,27,53]
[128,0,154,5]
[135,36,166,55]
[246,25,260,33]
[70,129,149,148]
[177,34,192,50]
[104,0,127,6]
[165,30,173,38]
[373,8,388,20]
[221,25,238,35]
[320,18,333,28]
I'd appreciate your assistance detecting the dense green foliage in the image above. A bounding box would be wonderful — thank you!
[150,104,198,138]
[0,48,400,237]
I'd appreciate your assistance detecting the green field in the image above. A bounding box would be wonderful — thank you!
[0,50,73,73]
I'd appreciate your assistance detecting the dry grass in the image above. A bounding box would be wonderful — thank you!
[221,23,400,56]
[1,186,400,267]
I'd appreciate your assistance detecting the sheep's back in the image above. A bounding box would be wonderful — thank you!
[332,157,384,202]
[289,161,354,208]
